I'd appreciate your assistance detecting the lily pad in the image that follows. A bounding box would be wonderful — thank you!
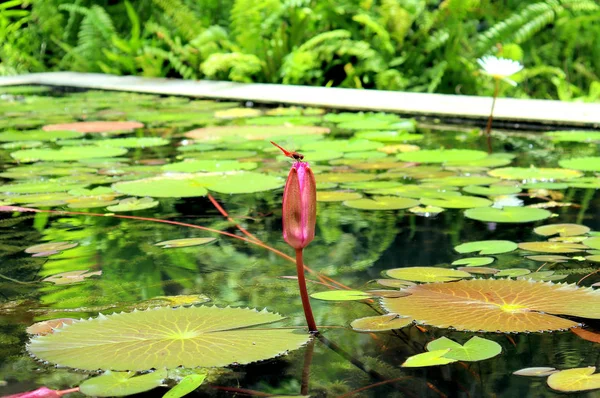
[310,290,372,301]
[495,268,531,277]
[354,131,422,142]
[464,207,551,223]
[382,278,600,332]
[458,266,499,275]
[302,139,383,153]
[350,314,413,332]
[317,191,362,202]
[163,160,257,173]
[424,176,499,187]
[43,121,144,133]
[583,237,600,250]
[420,196,492,209]
[26,318,77,336]
[185,126,329,141]
[27,306,310,371]
[113,175,209,197]
[513,367,559,377]
[163,372,207,398]
[545,131,600,143]
[25,242,78,255]
[79,370,168,397]
[463,185,521,196]
[214,107,262,119]
[11,147,127,162]
[0,129,83,142]
[401,349,456,367]
[488,167,582,181]
[452,257,495,267]
[426,336,502,361]
[93,137,170,148]
[455,240,517,255]
[408,205,445,216]
[559,157,600,172]
[397,149,487,163]
[534,223,590,237]
[155,238,216,248]
[343,196,419,210]
[106,197,159,212]
[43,270,102,285]
[386,267,471,283]
[547,367,600,392]
[525,255,570,263]
[189,150,257,160]
[517,242,587,253]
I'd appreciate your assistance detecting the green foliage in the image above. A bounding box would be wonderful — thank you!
[0,0,598,100]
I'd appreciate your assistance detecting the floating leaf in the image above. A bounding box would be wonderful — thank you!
[214,107,262,119]
[583,237,600,250]
[526,255,570,263]
[408,205,445,216]
[518,242,587,253]
[424,176,499,187]
[488,167,582,181]
[112,175,208,197]
[350,314,413,332]
[376,279,416,288]
[42,270,102,285]
[27,306,310,371]
[106,197,159,212]
[463,185,521,196]
[559,157,600,172]
[545,131,600,143]
[495,268,531,277]
[382,279,600,332]
[162,160,257,173]
[25,241,78,255]
[200,172,284,194]
[155,238,216,248]
[513,367,558,377]
[188,150,257,160]
[522,271,567,282]
[144,295,210,307]
[0,129,82,142]
[401,349,456,367]
[354,131,422,142]
[452,257,494,267]
[163,372,207,398]
[420,196,492,209]
[397,149,487,163]
[458,266,499,275]
[11,147,127,162]
[547,367,600,392]
[79,370,167,397]
[93,137,170,148]
[26,318,77,335]
[310,290,372,301]
[534,224,590,237]
[464,207,551,223]
[454,240,517,255]
[303,139,383,153]
[317,191,362,202]
[386,267,471,283]
[426,336,502,361]
[43,121,144,133]
[571,327,600,344]
[342,196,419,210]
[185,126,328,141]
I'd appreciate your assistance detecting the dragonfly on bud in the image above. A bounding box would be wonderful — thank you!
[270,141,304,162]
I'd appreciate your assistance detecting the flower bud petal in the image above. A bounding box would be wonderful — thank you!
[282,162,316,249]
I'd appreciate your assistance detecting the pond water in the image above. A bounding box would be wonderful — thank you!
[0,86,599,398]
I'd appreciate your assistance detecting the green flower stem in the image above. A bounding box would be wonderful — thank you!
[485,78,500,154]
[295,248,318,333]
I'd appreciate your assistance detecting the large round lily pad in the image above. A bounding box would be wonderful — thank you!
[27,306,309,371]
[558,157,600,172]
[113,175,209,197]
[517,242,587,253]
[184,125,329,141]
[488,167,582,181]
[342,196,419,210]
[455,240,517,255]
[420,196,492,209]
[0,130,83,142]
[382,279,600,332]
[547,367,600,392]
[397,149,487,163]
[464,207,551,223]
[162,160,258,173]
[43,121,144,133]
[534,223,590,237]
[11,147,127,162]
[386,267,471,283]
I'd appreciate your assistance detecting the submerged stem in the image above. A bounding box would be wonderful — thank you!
[484,78,500,154]
[295,248,318,333]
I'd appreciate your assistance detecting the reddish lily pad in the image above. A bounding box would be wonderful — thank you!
[43,121,144,133]
[350,314,413,332]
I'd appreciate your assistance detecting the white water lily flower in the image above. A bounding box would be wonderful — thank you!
[477,56,523,86]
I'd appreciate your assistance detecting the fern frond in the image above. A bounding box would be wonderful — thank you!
[150,0,200,41]
[201,52,262,82]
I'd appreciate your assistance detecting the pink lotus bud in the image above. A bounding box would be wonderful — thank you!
[282,162,316,249]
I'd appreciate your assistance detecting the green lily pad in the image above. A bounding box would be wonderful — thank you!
[495,268,531,277]
[354,131,422,142]
[567,178,600,189]
[11,147,127,162]
[423,176,499,187]
[464,207,551,223]
[488,167,582,181]
[369,184,460,199]
[106,197,159,212]
[340,181,402,190]
[302,139,383,153]
[545,131,600,143]
[67,197,119,209]
[350,314,413,332]
[162,160,258,173]
[343,151,388,160]
[463,185,521,196]
[426,336,501,362]
[457,266,499,275]
[4,192,73,204]
[420,196,492,209]
[397,149,487,163]
[214,107,262,119]
[0,129,83,142]
[583,237,600,250]
[27,306,310,371]
[163,372,207,398]
[343,196,419,210]
[337,120,395,130]
[80,370,168,397]
[296,150,343,162]
[451,257,495,267]
[522,182,570,189]
[177,143,217,152]
[248,116,322,126]
[546,367,600,392]
[1,140,44,149]
[155,238,216,248]
[199,172,285,194]
[0,180,88,194]
[310,290,372,301]
[386,267,471,283]
[526,255,570,263]
[402,349,456,367]
[558,157,600,172]
[317,191,362,202]
[518,242,587,253]
[454,240,518,255]
[408,205,445,216]
[445,153,514,168]
[93,137,170,148]
[376,279,416,288]
[188,150,257,160]
[185,125,329,142]
[113,175,209,197]
[316,173,374,183]
[534,223,590,237]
